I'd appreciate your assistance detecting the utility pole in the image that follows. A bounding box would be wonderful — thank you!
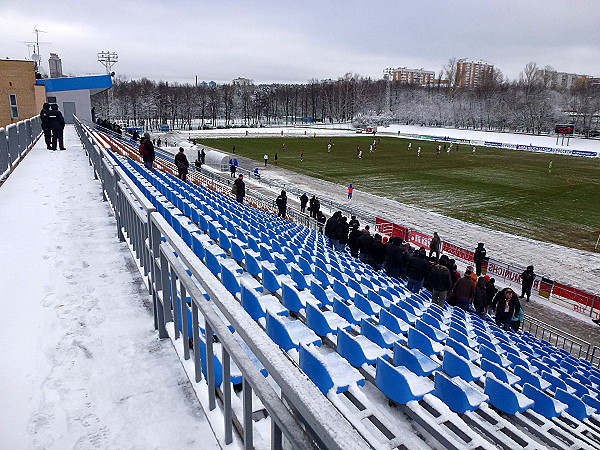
[97,51,118,120]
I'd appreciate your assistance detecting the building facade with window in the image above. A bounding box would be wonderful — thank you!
[454,59,495,88]
[384,67,435,85]
[0,60,46,128]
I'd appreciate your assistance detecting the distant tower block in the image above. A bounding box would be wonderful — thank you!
[48,53,63,78]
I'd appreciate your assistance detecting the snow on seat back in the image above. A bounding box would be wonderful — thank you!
[407,327,443,358]
[522,384,567,419]
[484,374,534,415]
[266,311,321,352]
[433,371,488,413]
[375,357,434,405]
[481,358,520,386]
[393,342,440,377]
[555,388,597,421]
[442,348,485,382]
[299,344,365,395]
[337,328,387,367]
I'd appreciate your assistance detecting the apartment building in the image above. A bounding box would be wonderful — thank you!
[454,59,494,88]
[384,67,435,85]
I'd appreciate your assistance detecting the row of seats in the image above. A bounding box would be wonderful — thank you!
[108,146,600,448]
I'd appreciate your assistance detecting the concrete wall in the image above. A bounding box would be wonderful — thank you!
[0,60,38,128]
[46,89,93,123]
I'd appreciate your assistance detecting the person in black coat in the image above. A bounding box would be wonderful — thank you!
[473,276,488,316]
[385,237,403,278]
[521,265,535,302]
[348,226,362,258]
[338,217,349,252]
[325,212,341,249]
[175,147,190,181]
[275,190,288,217]
[406,247,430,293]
[492,287,521,331]
[357,227,374,264]
[370,234,386,271]
[233,174,245,203]
[485,278,498,315]
[312,197,321,219]
[47,104,66,150]
[427,261,453,306]
[40,103,52,149]
[299,193,308,213]
[474,243,487,276]
[348,215,360,230]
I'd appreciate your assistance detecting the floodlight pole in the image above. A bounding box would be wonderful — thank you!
[97,51,118,120]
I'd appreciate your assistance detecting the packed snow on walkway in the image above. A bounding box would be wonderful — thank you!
[0,127,222,449]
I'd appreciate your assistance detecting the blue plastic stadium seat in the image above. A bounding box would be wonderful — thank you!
[433,371,488,413]
[421,312,448,332]
[379,309,410,335]
[390,303,417,325]
[337,328,387,367]
[393,342,440,377]
[582,394,600,412]
[354,295,381,316]
[266,312,321,352]
[481,358,520,386]
[244,250,262,277]
[310,281,339,306]
[446,337,479,362]
[285,282,320,311]
[415,319,448,343]
[513,365,550,390]
[442,348,485,382]
[241,284,287,321]
[299,344,365,395]
[480,345,511,368]
[333,299,369,325]
[407,327,444,357]
[555,388,596,420]
[305,302,351,337]
[541,371,574,394]
[484,375,534,415]
[376,357,434,404]
[230,239,247,263]
[368,290,392,309]
[448,327,477,349]
[290,265,309,290]
[522,384,567,419]
[314,266,333,288]
[361,319,401,349]
[262,265,283,293]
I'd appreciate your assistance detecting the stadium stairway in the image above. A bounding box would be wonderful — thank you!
[86,125,600,450]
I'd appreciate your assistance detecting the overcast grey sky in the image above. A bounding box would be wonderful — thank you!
[2,0,599,84]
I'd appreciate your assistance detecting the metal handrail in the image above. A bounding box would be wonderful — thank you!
[522,314,598,367]
[74,116,371,450]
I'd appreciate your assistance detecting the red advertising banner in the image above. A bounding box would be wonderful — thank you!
[410,230,432,250]
[552,282,596,307]
[375,218,408,241]
[441,242,474,263]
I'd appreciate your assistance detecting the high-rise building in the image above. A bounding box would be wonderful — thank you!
[383,67,435,85]
[539,69,588,90]
[454,59,494,87]
[48,53,63,78]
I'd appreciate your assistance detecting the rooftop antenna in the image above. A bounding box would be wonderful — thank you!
[97,51,118,75]
[21,26,50,72]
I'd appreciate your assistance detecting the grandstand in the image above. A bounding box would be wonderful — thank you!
[2,116,600,449]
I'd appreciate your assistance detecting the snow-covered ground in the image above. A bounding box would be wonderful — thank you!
[0,127,221,449]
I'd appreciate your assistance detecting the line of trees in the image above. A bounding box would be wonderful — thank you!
[92,61,600,136]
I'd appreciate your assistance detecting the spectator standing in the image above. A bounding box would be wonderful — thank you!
[157,137,162,147]
[492,288,521,331]
[348,215,360,230]
[473,277,488,316]
[232,159,238,177]
[473,243,487,276]
[312,197,321,219]
[325,212,341,249]
[511,304,525,331]
[429,232,441,259]
[347,184,354,200]
[317,212,326,233]
[384,238,403,278]
[370,234,386,270]
[406,247,429,293]
[338,217,349,252]
[275,190,287,217]
[453,269,475,311]
[139,132,155,170]
[427,259,453,306]
[520,265,535,302]
[357,226,374,264]
[348,225,362,258]
[485,278,498,315]
[233,174,245,203]
[47,104,66,150]
[40,103,52,150]
[299,193,308,213]
[229,159,235,177]
[200,148,206,164]
[175,147,190,181]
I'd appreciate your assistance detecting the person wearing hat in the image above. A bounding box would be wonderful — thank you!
[175,147,189,182]
[452,269,475,311]
[520,265,535,302]
[473,243,487,276]
[406,247,429,293]
[492,287,521,331]
[139,132,155,170]
[275,190,287,217]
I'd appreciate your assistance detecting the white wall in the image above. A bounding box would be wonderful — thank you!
[46,89,92,123]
